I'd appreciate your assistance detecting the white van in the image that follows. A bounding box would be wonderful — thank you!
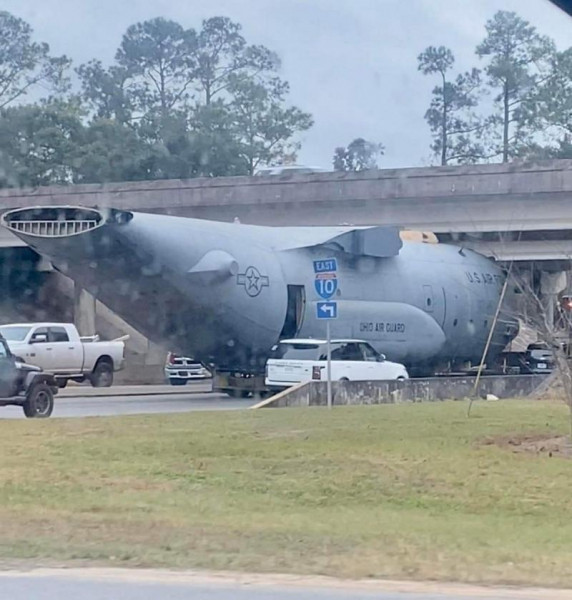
[265,339,408,390]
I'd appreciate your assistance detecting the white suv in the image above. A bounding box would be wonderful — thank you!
[265,339,408,390]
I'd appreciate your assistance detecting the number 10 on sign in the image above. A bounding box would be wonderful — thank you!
[314,274,337,299]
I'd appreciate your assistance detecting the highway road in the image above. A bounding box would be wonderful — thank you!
[0,569,568,600]
[0,576,386,600]
[0,385,253,418]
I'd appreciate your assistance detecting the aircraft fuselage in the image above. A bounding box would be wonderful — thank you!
[2,207,518,374]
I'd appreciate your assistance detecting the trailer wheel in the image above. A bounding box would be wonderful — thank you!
[225,390,250,399]
[23,383,54,418]
[91,359,113,387]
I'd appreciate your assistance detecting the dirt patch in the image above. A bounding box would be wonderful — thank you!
[480,433,572,457]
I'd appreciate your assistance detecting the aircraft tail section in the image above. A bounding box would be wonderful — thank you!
[1,206,134,260]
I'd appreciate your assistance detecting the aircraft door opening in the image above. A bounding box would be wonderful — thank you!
[279,285,306,338]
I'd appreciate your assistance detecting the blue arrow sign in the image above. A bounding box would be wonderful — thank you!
[316,301,338,320]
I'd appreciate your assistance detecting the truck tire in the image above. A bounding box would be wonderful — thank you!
[23,383,54,418]
[91,359,113,387]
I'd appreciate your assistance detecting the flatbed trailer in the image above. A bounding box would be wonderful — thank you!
[213,369,267,398]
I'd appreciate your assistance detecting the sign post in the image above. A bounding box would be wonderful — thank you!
[316,300,338,409]
[326,320,332,409]
[314,259,339,410]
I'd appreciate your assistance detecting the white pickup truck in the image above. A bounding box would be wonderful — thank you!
[0,323,126,388]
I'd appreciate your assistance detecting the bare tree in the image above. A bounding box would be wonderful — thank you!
[466,243,572,439]
[467,261,514,417]
[509,267,572,439]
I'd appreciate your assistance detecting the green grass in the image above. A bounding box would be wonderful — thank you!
[1,400,572,587]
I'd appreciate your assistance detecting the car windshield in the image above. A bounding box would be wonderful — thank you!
[0,326,31,341]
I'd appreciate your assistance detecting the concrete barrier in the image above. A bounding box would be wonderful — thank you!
[258,375,549,408]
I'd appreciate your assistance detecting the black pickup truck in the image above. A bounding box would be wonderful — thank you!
[0,334,57,418]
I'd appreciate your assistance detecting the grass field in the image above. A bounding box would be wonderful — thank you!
[2,400,572,587]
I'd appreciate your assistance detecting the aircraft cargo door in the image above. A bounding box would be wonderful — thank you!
[422,284,445,328]
[279,285,306,338]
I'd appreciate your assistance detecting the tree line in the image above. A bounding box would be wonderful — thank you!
[0,11,313,186]
[336,10,571,170]
[0,9,569,187]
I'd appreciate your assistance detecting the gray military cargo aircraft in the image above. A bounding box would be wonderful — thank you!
[2,206,518,385]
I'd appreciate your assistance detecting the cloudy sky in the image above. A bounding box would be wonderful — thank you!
[6,0,571,169]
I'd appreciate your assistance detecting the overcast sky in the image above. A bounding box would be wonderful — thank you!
[6,0,571,169]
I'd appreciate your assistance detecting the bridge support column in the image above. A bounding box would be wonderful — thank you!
[540,270,567,331]
[74,285,96,336]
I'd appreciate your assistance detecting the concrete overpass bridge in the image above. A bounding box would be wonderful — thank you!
[0,159,571,263]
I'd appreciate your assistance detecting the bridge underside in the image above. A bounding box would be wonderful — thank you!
[438,230,572,268]
[0,248,67,323]
[0,247,167,383]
